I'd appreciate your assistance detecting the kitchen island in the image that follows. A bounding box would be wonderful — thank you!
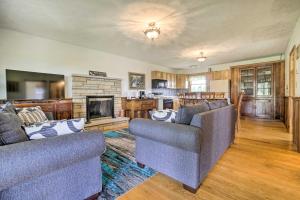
[121,98,158,119]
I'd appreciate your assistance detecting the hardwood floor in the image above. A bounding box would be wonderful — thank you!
[118,119,300,200]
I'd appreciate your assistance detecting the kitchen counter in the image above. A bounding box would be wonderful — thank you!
[121,98,158,119]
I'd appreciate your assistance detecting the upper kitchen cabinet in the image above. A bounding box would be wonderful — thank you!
[151,71,166,80]
[166,73,176,89]
[151,71,178,89]
[231,61,285,120]
[176,74,188,89]
[211,70,231,80]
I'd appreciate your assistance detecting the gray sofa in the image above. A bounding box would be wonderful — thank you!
[130,105,236,193]
[0,132,105,200]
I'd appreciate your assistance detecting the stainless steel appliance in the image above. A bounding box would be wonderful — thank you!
[152,79,167,89]
[163,99,173,109]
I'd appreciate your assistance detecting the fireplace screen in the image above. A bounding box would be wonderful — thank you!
[86,96,114,122]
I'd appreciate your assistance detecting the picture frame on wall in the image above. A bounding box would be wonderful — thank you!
[128,72,145,89]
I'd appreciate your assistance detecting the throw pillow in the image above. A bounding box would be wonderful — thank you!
[0,111,29,145]
[175,103,210,125]
[25,118,85,140]
[17,106,48,125]
[150,110,177,123]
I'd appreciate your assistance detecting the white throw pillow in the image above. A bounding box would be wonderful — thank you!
[25,118,85,140]
[150,109,177,123]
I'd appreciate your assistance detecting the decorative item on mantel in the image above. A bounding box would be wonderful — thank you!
[128,72,145,90]
[89,70,107,77]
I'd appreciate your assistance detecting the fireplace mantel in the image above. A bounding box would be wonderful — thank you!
[72,74,122,81]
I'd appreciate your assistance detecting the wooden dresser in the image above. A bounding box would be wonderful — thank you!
[121,98,158,119]
[9,99,73,120]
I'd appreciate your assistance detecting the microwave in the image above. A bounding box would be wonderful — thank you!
[152,79,168,89]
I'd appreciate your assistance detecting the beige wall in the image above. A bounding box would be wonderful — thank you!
[0,28,175,99]
[177,55,283,74]
[285,17,300,96]
[1,21,298,100]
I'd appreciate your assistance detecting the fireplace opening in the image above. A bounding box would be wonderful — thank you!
[86,95,115,122]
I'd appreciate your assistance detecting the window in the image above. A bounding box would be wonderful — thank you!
[190,75,207,92]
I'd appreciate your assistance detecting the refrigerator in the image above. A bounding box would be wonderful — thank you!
[209,80,231,99]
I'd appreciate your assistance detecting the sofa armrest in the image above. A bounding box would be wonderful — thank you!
[129,119,200,153]
[0,132,105,190]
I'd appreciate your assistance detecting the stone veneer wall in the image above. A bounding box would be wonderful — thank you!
[72,74,122,119]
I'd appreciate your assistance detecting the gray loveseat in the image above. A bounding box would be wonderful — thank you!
[0,132,105,200]
[130,104,236,193]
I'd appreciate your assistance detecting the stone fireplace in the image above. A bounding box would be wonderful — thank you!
[72,74,121,120]
[86,95,115,122]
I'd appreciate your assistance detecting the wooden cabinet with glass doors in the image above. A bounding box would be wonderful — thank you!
[231,61,285,120]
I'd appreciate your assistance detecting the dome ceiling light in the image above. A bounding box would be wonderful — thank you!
[144,22,160,40]
[197,52,207,62]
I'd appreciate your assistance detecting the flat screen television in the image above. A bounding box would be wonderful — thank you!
[6,69,65,100]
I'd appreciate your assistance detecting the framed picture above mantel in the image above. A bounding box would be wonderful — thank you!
[128,72,145,90]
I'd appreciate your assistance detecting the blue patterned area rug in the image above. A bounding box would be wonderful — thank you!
[99,129,156,200]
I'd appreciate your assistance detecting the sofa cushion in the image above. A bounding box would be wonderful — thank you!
[150,110,177,123]
[17,106,48,125]
[25,118,85,140]
[0,132,105,191]
[175,103,210,125]
[0,111,29,145]
[130,119,201,153]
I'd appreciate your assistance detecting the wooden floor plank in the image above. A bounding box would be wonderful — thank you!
[118,119,300,200]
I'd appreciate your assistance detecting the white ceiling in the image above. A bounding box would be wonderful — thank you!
[0,0,300,69]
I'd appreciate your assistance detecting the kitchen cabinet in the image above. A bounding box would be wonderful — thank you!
[151,71,166,80]
[176,74,188,89]
[255,98,273,118]
[151,71,177,89]
[231,61,285,120]
[171,73,177,89]
[121,98,158,119]
[241,98,256,117]
[151,71,189,89]
[212,70,231,80]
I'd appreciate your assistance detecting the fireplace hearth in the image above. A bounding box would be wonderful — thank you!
[86,96,115,123]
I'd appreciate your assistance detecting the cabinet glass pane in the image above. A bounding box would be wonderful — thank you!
[240,69,255,96]
[256,67,272,96]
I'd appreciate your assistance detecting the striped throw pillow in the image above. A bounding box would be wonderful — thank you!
[17,106,48,125]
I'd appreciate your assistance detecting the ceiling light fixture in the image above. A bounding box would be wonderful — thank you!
[144,22,160,40]
[197,52,207,62]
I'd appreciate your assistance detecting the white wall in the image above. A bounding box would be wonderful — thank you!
[285,17,300,96]
[0,28,175,99]
[177,55,283,74]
